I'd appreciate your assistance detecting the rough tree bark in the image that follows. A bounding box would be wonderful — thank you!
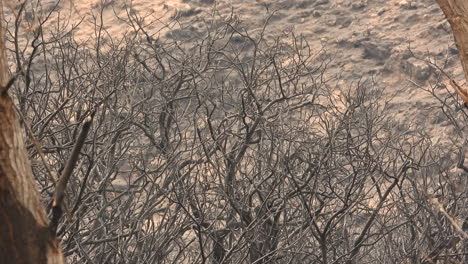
[0,1,64,263]
[432,1,468,263]
[436,0,468,81]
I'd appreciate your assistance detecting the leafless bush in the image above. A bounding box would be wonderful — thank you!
[5,1,467,263]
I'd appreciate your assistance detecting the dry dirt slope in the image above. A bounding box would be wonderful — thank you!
[41,0,462,142]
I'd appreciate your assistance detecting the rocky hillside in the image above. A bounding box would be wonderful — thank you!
[75,0,460,139]
[26,0,463,142]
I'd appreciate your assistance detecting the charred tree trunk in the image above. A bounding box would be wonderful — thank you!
[0,2,64,263]
[436,1,468,253]
[436,0,468,81]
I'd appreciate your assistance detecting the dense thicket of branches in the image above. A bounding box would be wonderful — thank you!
[3,1,467,263]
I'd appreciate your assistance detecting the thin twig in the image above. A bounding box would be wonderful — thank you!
[15,106,57,184]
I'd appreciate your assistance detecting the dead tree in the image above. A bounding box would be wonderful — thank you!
[0,1,64,263]
[436,0,468,82]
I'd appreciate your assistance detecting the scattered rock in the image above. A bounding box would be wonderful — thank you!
[403,58,432,81]
[377,8,387,16]
[430,7,441,13]
[230,35,247,45]
[313,27,328,34]
[312,10,321,18]
[178,8,202,18]
[436,21,451,33]
[432,110,447,125]
[436,82,447,90]
[271,1,296,10]
[323,15,337,27]
[297,0,315,9]
[404,13,420,24]
[383,53,400,73]
[288,12,311,24]
[296,10,313,18]
[270,11,286,22]
[401,49,413,60]
[360,41,392,61]
[166,28,200,40]
[335,37,364,49]
[417,25,444,39]
[449,47,458,55]
[397,0,417,10]
[336,16,352,28]
[315,0,330,6]
[351,1,367,10]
